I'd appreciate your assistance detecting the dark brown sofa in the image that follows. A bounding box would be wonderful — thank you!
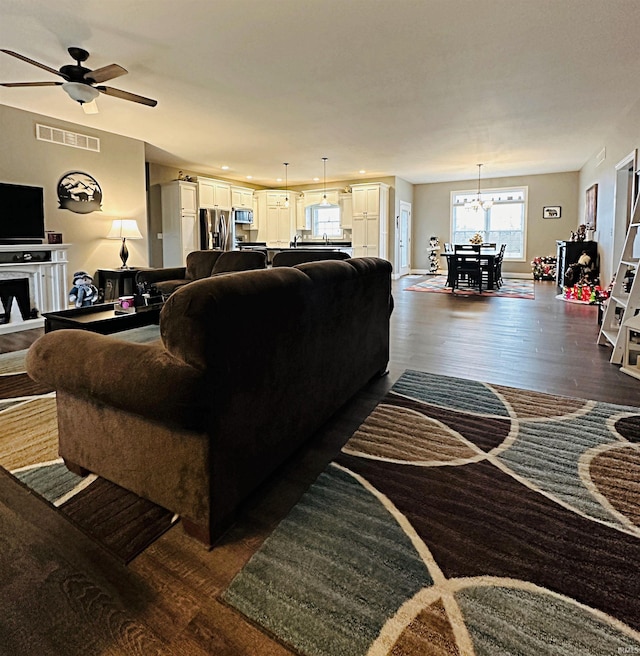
[26,257,392,547]
[137,249,267,296]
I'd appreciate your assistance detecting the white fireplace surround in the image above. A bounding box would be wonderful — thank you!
[0,244,69,334]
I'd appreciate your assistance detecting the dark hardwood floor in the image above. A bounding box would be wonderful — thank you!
[0,278,638,655]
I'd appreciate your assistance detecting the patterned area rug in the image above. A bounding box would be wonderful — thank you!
[0,325,178,564]
[223,370,640,656]
[405,275,535,299]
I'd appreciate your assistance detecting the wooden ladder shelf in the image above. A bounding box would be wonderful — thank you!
[597,199,640,363]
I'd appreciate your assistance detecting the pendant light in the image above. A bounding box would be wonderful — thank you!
[283,162,290,208]
[465,164,494,211]
[320,157,330,206]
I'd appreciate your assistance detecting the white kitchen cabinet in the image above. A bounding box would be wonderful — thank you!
[303,191,323,207]
[231,186,254,209]
[161,181,199,267]
[351,183,389,259]
[352,184,380,216]
[255,190,292,247]
[198,177,231,210]
[340,192,353,229]
[296,195,308,231]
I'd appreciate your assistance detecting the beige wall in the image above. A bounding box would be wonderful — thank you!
[0,104,147,285]
[578,97,640,285]
[413,171,579,275]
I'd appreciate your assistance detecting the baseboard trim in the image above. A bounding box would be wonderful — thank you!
[0,317,44,335]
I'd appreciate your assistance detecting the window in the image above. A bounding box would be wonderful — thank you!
[308,204,342,238]
[451,187,527,259]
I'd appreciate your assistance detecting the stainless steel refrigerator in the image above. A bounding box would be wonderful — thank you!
[199,208,234,250]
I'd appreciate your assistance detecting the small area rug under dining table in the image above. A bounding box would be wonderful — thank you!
[405,275,535,299]
[223,370,640,656]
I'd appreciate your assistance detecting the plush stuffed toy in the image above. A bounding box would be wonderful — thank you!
[69,270,98,308]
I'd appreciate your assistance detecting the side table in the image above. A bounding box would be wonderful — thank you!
[95,268,147,303]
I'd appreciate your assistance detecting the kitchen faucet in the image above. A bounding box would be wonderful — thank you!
[323,233,328,244]
[293,234,299,248]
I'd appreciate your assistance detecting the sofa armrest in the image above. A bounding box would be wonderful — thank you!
[136,267,187,286]
[26,330,206,430]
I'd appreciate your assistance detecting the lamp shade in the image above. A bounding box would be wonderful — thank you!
[106,219,143,240]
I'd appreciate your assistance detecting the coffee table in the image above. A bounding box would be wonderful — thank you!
[43,302,162,334]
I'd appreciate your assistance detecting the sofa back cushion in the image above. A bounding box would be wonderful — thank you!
[211,250,267,274]
[185,250,224,280]
[160,258,391,376]
[272,250,350,267]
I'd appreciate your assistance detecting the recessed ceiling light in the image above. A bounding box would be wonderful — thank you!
[221,165,230,170]
[246,175,253,180]
[313,177,320,182]
[276,177,283,182]
[359,170,366,174]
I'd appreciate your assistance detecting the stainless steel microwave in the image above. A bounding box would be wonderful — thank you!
[233,208,253,224]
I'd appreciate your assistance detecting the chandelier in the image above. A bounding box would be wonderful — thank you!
[465,163,493,211]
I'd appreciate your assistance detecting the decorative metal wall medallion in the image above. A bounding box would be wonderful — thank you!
[57,171,102,213]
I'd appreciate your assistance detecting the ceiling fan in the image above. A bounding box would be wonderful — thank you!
[0,46,157,114]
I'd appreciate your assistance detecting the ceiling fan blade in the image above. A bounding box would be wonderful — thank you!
[0,81,63,87]
[96,85,157,107]
[82,99,99,115]
[84,64,127,84]
[0,49,66,78]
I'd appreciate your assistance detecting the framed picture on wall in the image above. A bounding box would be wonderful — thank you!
[585,184,598,228]
[543,206,561,219]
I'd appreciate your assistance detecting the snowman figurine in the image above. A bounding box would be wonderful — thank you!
[428,236,440,274]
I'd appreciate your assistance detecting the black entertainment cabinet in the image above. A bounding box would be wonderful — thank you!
[556,240,599,288]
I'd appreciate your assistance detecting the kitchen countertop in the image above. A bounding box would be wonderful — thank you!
[296,241,352,247]
[238,242,352,251]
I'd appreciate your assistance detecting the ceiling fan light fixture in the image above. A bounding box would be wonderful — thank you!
[62,81,99,104]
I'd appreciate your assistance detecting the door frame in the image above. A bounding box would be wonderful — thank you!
[613,150,638,269]
[395,200,412,278]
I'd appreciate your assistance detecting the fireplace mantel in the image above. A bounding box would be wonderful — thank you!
[0,243,70,334]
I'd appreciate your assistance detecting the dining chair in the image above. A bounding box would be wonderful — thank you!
[493,243,506,288]
[452,244,482,292]
[444,242,454,253]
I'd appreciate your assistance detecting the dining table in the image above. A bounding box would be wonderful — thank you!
[440,246,500,290]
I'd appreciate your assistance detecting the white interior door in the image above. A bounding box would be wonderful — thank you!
[397,201,411,276]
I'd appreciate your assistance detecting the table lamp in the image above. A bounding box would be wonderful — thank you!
[106,219,143,269]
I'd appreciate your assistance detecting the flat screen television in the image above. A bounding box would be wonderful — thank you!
[0,182,46,243]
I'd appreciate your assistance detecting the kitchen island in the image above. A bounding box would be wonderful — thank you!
[238,241,353,264]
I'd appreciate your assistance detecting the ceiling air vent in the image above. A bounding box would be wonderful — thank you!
[36,123,100,152]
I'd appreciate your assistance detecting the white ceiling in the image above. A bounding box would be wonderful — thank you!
[2,0,640,186]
